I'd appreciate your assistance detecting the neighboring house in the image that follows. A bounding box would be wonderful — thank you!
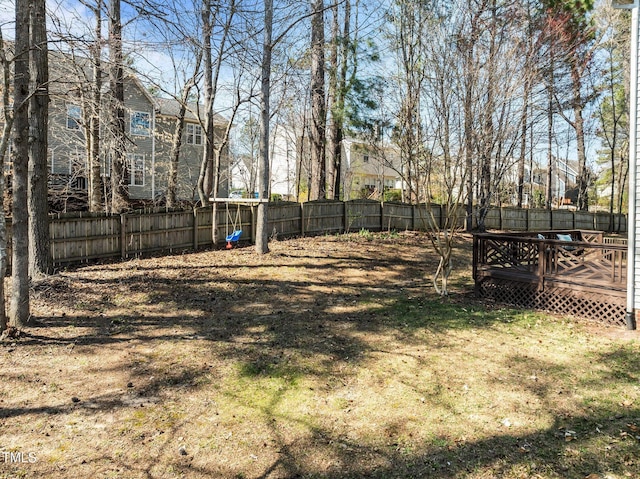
[229,124,298,200]
[531,156,579,208]
[341,138,402,200]
[44,51,229,209]
[269,125,298,200]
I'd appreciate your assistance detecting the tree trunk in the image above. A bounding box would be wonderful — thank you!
[517,78,530,208]
[309,0,326,201]
[546,45,554,210]
[10,0,31,327]
[0,31,12,332]
[462,10,481,231]
[197,0,233,205]
[89,0,103,213]
[168,75,201,208]
[28,0,51,278]
[198,0,215,205]
[108,0,128,213]
[476,1,497,232]
[167,101,189,208]
[256,0,272,255]
[572,70,589,211]
[326,3,339,200]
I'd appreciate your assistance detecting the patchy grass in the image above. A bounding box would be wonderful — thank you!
[1,232,639,479]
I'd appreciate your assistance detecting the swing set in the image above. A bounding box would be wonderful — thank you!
[224,202,243,249]
[209,197,269,250]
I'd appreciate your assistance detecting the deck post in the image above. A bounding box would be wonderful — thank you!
[537,239,545,291]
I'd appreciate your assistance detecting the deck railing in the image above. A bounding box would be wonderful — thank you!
[473,231,627,326]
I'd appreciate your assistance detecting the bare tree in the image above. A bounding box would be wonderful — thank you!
[107,0,129,213]
[196,0,237,205]
[166,51,203,207]
[256,0,273,254]
[542,0,598,211]
[29,0,51,277]
[389,0,427,204]
[88,0,104,212]
[326,0,352,200]
[10,0,31,327]
[0,30,13,332]
[594,4,629,218]
[309,0,326,201]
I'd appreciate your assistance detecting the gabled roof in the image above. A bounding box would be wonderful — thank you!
[44,47,228,127]
[154,97,227,126]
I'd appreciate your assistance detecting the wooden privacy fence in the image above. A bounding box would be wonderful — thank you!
[4,201,628,267]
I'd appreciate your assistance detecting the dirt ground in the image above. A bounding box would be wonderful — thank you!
[1,232,639,479]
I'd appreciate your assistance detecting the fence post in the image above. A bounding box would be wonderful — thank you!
[380,202,384,232]
[251,206,257,243]
[344,201,349,233]
[193,209,198,250]
[120,213,126,259]
[301,202,305,237]
[412,204,416,231]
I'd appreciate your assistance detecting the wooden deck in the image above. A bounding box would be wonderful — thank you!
[473,231,627,327]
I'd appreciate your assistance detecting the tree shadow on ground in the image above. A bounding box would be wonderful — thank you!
[3,234,637,478]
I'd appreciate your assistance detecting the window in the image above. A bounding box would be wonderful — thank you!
[186,123,203,145]
[130,111,151,136]
[363,154,369,163]
[67,104,81,130]
[126,153,145,186]
[69,151,88,190]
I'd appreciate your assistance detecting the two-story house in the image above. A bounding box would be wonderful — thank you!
[341,138,402,200]
[531,156,579,208]
[44,51,229,210]
[241,128,401,202]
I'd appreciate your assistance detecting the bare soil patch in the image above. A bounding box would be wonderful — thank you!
[1,232,639,479]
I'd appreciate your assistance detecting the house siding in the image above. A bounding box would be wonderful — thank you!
[9,50,230,208]
[123,81,155,200]
[633,9,640,315]
[154,115,203,201]
[39,52,230,205]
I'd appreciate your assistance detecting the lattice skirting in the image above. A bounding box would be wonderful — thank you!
[476,278,626,327]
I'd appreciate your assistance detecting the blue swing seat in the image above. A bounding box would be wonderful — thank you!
[226,229,243,243]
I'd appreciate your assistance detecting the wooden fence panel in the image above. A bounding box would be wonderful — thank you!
[614,214,627,233]
[123,210,194,257]
[484,208,501,230]
[501,207,528,231]
[529,209,551,231]
[346,200,381,232]
[50,213,120,264]
[595,212,616,232]
[412,204,441,231]
[269,202,301,238]
[382,202,412,231]
[303,201,344,235]
[552,210,574,230]
[574,211,594,230]
[445,204,466,229]
[195,207,215,247]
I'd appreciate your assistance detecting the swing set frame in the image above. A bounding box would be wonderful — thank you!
[209,198,269,249]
